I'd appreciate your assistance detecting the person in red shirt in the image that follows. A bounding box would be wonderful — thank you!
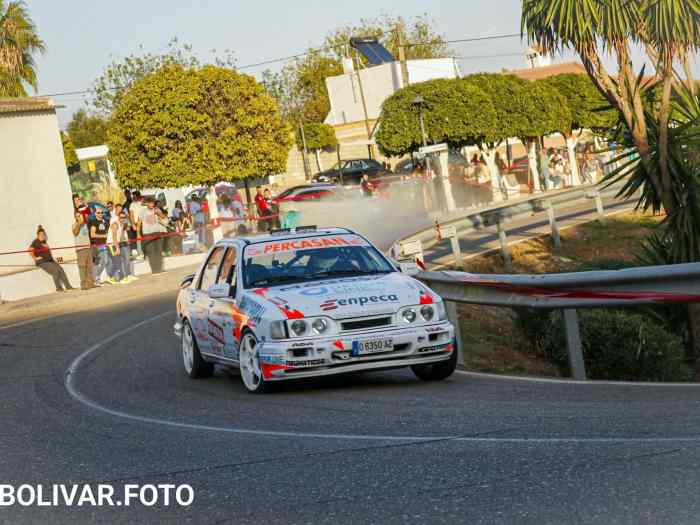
[73,194,90,222]
[255,188,271,232]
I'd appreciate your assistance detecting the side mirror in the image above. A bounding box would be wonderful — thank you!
[398,261,421,276]
[208,283,231,299]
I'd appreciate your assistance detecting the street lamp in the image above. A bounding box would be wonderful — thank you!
[412,95,428,148]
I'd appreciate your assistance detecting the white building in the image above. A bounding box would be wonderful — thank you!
[0,98,75,280]
[75,144,117,186]
[324,58,461,127]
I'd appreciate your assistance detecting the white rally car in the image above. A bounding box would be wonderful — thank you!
[174,227,456,393]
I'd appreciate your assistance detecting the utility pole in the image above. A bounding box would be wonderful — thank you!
[298,121,311,180]
[354,53,376,159]
[396,25,410,88]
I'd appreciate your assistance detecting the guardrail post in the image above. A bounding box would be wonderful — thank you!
[445,301,465,367]
[563,309,586,380]
[496,217,513,272]
[544,201,561,250]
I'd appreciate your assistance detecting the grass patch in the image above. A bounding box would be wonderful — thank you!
[454,211,665,378]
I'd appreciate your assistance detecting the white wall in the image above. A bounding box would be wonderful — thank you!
[325,58,460,126]
[0,109,76,276]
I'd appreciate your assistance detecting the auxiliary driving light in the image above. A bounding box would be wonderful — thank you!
[312,318,328,334]
[420,305,434,321]
[290,320,307,336]
[402,308,417,323]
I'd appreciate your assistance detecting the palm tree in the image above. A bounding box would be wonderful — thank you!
[0,0,45,97]
[521,0,700,372]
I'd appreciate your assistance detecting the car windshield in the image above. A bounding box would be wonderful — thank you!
[242,234,394,288]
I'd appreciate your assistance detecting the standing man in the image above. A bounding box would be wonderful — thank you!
[138,197,167,274]
[129,190,144,258]
[189,195,206,251]
[90,208,113,284]
[360,174,374,197]
[110,207,135,283]
[255,188,271,232]
[73,194,90,222]
[72,211,95,290]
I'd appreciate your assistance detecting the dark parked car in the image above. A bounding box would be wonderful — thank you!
[272,183,343,206]
[312,158,392,186]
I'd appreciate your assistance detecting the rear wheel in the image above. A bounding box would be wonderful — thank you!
[239,332,274,394]
[182,321,214,379]
[411,342,458,381]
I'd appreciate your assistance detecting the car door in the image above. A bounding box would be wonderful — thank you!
[191,246,226,356]
[206,246,240,361]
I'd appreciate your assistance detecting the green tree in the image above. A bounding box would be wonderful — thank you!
[61,131,79,172]
[66,109,110,148]
[296,122,338,171]
[540,73,617,184]
[107,64,291,189]
[376,78,497,155]
[91,38,235,115]
[0,0,45,96]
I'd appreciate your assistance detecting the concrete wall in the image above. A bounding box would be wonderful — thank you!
[0,109,75,277]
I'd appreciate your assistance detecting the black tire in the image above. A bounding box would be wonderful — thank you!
[182,320,214,379]
[411,341,458,381]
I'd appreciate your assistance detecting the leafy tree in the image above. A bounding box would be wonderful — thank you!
[296,122,338,171]
[540,73,617,184]
[60,132,79,172]
[66,109,109,148]
[107,64,291,190]
[91,38,235,115]
[376,78,497,155]
[0,0,45,96]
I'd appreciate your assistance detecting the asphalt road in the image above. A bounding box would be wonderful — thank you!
[2,265,700,525]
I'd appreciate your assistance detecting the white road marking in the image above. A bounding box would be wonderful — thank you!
[65,311,700,444]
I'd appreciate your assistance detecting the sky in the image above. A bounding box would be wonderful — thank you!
[26,0,699,128]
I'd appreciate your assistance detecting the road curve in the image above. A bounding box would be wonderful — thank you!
[2,268,700,524]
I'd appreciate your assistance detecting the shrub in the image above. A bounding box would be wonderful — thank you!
[520,308,691,382]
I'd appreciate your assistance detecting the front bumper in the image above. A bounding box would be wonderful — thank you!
[258,321,454,381]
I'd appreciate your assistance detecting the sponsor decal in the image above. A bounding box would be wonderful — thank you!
[245,235,368,257]
[333,340,345,350]
[239,296,266,325]
[278,275,384,293]
[207,320,225,345]
[321,294,399,311]
[419,292,434,305]
[298,279,388,298]
[286,359,324,368]
[268,296,304,319]
[260,362,289,378]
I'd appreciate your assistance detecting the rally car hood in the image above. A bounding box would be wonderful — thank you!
[246,272,438,320]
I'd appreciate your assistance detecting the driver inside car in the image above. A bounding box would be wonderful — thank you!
[307,248,359,274]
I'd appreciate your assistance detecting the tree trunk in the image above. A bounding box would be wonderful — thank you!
[565,136,582,186]
[481,148,502,202]
[314,149,323,172]
[527,140,541,193]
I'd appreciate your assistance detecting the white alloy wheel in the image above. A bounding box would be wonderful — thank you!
[181,321,214,379]
[239,332,271,393]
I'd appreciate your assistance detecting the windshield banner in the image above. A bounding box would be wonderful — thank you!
[245,235,369,257]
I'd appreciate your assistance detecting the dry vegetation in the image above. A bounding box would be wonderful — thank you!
[455,211,665,377]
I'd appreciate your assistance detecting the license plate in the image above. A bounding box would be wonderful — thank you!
[353,338,393,355]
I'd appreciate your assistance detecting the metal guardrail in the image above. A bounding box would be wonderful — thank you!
[396,181,627,270]
[416,264,700,380]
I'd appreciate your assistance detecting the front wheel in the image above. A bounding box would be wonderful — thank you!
[411,342,458,381]
[182,321,214,379]
[238,332,274,394]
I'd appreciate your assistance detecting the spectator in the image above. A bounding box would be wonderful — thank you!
[73,193,90,222]
[72,211,95,290]
[129,190,144,258]
[264,189,279,229]
[189,195,206,251]
[231,193,246,233]
[106,201,114,215]
[90,208,113,284]
[29,226,74,292]
[255,188,271,232]
[138,197,167,274]
[171,200,186,254]
[219,195,235,238]
[109,208,135,283]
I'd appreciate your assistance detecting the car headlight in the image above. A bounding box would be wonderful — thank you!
[420,305,434,321]
[312,318,328,334]
[290,319,308,337]
[436,301,447,321]
[402,308,417,323]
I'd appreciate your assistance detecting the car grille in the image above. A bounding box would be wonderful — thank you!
[341,316,392,332]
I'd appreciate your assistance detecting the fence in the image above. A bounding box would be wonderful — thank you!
[415,264,700,380]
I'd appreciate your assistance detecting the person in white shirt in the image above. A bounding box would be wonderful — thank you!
[129,191,145,258]
[109,205,136,283]
[137,197,168,274]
